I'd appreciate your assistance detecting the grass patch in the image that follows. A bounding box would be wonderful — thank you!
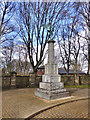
[65,85,90,88]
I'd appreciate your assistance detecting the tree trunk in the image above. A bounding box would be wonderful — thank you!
[74,58,77,85]
[33,68,37,75]
[87,41,90,74]
[74,59,77,75]
[87,2,90,74]
[67,59,69,75]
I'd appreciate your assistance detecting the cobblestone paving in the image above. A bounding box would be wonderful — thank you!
[2,88,89,119]
[31,99,88,119]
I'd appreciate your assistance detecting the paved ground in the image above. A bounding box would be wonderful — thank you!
[30,99,88,119]
[2,88,89,119]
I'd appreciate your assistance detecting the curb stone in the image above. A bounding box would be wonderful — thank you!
[25,97,89,120]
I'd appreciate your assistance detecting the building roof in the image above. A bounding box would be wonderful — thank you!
[38,65,45,69]
[38,66,85,74]
[58,68,85,74]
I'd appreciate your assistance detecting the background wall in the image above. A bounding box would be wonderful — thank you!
[2,74,89,89]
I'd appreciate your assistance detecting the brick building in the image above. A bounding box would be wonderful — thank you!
[37,66,45,76]
[37,66,86,76]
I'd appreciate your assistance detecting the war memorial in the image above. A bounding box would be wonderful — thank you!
[35,38,69,100]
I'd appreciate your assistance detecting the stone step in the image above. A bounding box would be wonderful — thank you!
[35,89,69,100]
[39,82,64,90]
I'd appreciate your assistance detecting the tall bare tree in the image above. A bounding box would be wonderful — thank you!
[73,2,90,74]
[71,35,80,75]
[2,41,14,73]
[16,44,31,74]
[15,2,76,73]
[58,25,73,74]
[0,1,16,45]
[57,11,80,74]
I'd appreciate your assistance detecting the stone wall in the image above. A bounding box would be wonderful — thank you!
[79,75,90,85]
[16,76,29,88]
[61,75,75,85]
[35,76,42,86]
[1,74,89,88]
[2,76,11,88]
[61,75,89,85]
[29,74,42,87]
[2,74,42,88]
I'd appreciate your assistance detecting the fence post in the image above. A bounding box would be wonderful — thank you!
[10,72,17,88]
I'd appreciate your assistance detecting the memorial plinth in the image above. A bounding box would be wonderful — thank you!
[35,39,69,100]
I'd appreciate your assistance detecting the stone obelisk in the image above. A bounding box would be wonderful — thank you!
[35,39,69,100]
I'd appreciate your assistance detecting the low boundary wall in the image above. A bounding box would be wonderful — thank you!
[2,74,89,89]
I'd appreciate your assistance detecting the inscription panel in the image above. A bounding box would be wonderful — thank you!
[42,75,61,82]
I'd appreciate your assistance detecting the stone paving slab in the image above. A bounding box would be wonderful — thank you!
[30,99,88,119]
[2,88,89,119]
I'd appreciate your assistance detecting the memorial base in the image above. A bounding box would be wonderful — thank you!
[35,88,69,100]
[35,39,69,100]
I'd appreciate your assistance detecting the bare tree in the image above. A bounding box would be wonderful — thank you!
[56,2,83,74]
[58,26,73,74]
[81,2,90,74]
[11,59,32,75]
[72,2,90,74]
[17,44,31,74]
[2,41,14,73]
[2,42,32,74]
[15,2,76,73]
[0,1,16,44]
[71,35,80,75]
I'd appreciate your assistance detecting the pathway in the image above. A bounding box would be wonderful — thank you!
[2,88,89,119]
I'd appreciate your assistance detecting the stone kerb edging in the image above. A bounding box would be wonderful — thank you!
[24,97,89,120]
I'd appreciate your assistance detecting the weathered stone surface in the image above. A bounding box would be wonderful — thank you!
[35,89,69,100]
[36,88,66,93]
[45,64,58,74]
[42,74,61,82]
[35,39,69,100]
[39,82,64,90]
[48,40,55,64]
